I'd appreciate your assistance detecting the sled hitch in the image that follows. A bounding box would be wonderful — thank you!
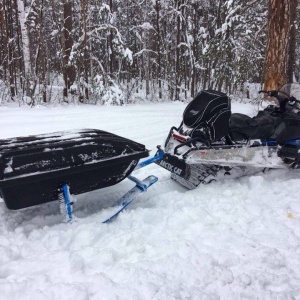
[134,146,165,171]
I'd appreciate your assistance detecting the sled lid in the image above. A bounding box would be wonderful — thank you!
[0,129,148,182]
[183,90,230,127]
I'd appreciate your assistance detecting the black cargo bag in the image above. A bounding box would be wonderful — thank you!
[182,90,231,141]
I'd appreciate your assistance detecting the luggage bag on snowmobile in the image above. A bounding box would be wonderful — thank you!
[180,90,231,141]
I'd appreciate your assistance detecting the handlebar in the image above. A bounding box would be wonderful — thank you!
[258,90,290,98]
[258,89,300,112]
[259,90,274,96]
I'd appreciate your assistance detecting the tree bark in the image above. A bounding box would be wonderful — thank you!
[37,0,47,102]
[109,0,114,77]
[155,0,162,99]
[0,2,8,81]
[263,0,297,90]
[175,0,182,101]
[1,0,15,99]
[79,0,89,102]
[18,0,32,101]
[191,2,198,98]
[60,1,76,101]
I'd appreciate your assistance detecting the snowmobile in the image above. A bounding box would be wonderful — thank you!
[155,84,300,189]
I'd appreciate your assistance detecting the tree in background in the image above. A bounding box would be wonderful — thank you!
[0,0,299,105]
[263,0,297,90]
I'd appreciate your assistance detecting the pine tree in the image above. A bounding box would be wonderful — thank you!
[263,0,297,90]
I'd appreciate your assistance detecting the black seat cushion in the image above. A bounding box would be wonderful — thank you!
[229,113,258,140]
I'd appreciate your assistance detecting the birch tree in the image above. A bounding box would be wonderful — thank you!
[18,0,33,102]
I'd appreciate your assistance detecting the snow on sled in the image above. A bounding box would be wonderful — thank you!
[156,85,300,189]
[0,129,161,221]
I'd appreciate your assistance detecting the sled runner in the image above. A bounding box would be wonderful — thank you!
[156,85,300,189]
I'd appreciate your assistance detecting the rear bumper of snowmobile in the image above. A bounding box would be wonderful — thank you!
[155,150,229,189]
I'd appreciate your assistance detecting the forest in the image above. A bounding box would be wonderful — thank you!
[0,0,299,105]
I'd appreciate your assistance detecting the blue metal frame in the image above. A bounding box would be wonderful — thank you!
[286,138,300,146]
[134,148,164,171]
[59,184,73,223]
[58,149,164,224]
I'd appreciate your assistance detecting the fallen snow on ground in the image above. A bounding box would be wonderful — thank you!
[0,101,300,300]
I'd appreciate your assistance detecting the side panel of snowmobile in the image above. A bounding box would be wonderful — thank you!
[185,145,287,168]
[0,129,149,210]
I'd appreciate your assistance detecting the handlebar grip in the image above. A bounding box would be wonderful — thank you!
[289,96,300,105]
[268,90,278,97]
[258,90,278,96]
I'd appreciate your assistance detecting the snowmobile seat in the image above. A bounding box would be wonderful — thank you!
[181,90,231,142]
[229,113,258,141]
[229,112,283,141]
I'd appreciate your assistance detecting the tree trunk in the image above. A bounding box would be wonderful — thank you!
[109,0,114,78]
[155,0,162,99]
[0,2,8,81]
[175,0,181,101]
[60,1,76,101]
[18,0,32,101]
[1,0,16,100]
[263,0,297,90]
[78,0,88,103]
[83,0,89,102]
[191,2,198,98]
[37,0,47,102]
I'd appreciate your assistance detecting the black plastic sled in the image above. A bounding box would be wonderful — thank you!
[0,129,149,210]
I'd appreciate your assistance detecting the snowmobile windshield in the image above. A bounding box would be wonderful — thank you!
[280,83,300,112]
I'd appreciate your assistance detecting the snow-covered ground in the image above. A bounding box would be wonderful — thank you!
[0,101,300,300]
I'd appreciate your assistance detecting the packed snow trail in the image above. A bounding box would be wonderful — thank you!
[0,102,300,300]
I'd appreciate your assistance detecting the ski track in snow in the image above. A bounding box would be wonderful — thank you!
[0,102,300,300]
